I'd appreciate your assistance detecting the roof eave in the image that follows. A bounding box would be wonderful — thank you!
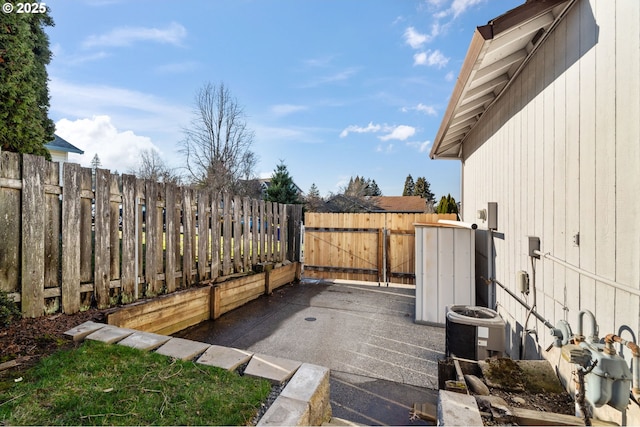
[429,0,574,161]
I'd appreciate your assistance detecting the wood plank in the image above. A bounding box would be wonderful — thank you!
[94,168,111,308]
[210,193,220,280]
[0,152,21,293]
[21,155,46,317]
[267,201,273,262]
[79,168,93,285]
[182,187,194,287]
[243,197,250,271]
[511,407,587,426]
[259,199,266,262]
[120,174,136,302]
[218,272,266,293]
[108,286,210,323]
[164,183,176,293]
[252,199,258,266]
[197,190,210,282]
[269,263,297,290]
[61,162,81,314]
[233,195,242,273]
[279,203,287,262]
[43,161,60,294]
[145,180,160,295]
[109,174,121,285]
[223,193,232,275]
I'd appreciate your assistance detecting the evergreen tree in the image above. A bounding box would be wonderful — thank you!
[369,179,382,196]
[402,175,415,196]
[304,183,323,212]
[90,154,102,171]
[265,161,300,204]
[414,177,435,203]
[436,194,459,215]
[0,9,55,158]
[344,175,381,197]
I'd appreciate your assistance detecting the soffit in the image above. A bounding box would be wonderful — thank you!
[430,0,573,160]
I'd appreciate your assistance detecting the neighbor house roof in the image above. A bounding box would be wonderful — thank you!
[430,0,574,160]
[44,134,84,154]
[369,196,427,213]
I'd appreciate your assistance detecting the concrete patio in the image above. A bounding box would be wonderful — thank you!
[175,278,445,425]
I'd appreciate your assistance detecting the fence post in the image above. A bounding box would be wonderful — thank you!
[21,154,46,317]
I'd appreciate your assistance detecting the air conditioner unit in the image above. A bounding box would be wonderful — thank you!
[446,305,505,360]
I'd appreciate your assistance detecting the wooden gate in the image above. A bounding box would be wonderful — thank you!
[303,212,456,285]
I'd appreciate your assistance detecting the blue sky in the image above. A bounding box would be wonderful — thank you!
[46,0,522,200]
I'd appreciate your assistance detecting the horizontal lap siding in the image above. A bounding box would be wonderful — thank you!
[461,0,640,359]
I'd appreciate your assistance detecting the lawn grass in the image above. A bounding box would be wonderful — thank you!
[0,340,271,426]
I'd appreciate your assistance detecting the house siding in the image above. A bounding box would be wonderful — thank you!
[461,0,640,373]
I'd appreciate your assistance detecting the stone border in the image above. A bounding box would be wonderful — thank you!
[64,321,331,426]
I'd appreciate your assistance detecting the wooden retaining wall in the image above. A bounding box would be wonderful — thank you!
[108,262,300,334]
[0,151,303,318]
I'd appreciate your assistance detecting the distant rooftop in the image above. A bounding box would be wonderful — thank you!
[44,134,84,154]
[369,196,427,213]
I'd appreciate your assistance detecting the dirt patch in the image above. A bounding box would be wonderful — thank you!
[0,309,109,376]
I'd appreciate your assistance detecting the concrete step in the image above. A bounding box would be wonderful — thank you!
[196,345,253,371]
[117,331,172,351]
[245,353,302,384]
[155,337,210,361]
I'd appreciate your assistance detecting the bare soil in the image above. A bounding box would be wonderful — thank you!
[0,309,109,376]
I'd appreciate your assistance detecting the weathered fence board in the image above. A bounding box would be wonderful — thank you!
[0,151,302,318]
[120,174,137,302]
[0,152,21,295]
[304,212,457,284]
[210,193,220,281]
[62,162,81,313]
[94,168,111,308]
[22,155,46,317]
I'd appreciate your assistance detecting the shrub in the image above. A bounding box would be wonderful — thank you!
[0,290,20,327]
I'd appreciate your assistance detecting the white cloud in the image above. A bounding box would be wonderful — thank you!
[408,139,432,153]
[301,67,360,88]
[56,116,160,173]
[403,103,438,116]
[340,122,381,138]
[414,49,449,68]
[445,71,456,82]
[376,143,395,153]
[379,125,416,142]
[82,22,187,48]
[270,104,308,117]
[49,77,190,140]
[404,27,430,49]
[451,0,486,18]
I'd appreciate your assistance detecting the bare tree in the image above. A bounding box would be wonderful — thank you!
[130,148,181,184]
[180,82,256,194]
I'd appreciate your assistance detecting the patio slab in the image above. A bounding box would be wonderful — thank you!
[196,345,254,371]
[155,337,211,360]
[85,325,135,344]
[244,353,302,384]
[117,331,171,351]
[64,321,106,341]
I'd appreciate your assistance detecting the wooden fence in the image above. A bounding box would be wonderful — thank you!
[303,212,456,285]
[0,152,303,317]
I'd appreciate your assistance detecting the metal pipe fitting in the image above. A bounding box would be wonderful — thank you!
[577,310,599,344]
